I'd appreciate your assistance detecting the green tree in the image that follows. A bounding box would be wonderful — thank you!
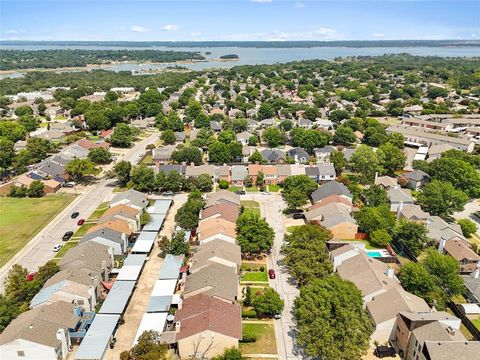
[25,137,56,163]
[361,184,389,206]
[120,330,168,360]
[184,100,203,122]
[393,220,429,257]
[248,150,264,164]
[175,198,204,230]
[213,348,245,360]
[111,160,132,187]
[19,114,38,132]
[457,219,478,238]
[130,165,156,192]
[330,150,346,175]
[427,86,448,99]
[354,205,395,234]
[283,189,308,210]
[290,128,331,154]
[423,249,465,297]
[328,109,351,122]
[0,121,27,142]
[258,102,275,120]
[243,286,253,307]
[377,142,406,174]
[369,229,392,247]
[349,145,381,182]
[110,123,133,148]
[172,146,203,165]
[85,110,110,130]
[195,112,211,128]
[281,224,333,287]
[161,129,176,145]
[208,141,232,163]
[15,105,33,117]
[253,288,284,317]
[167,231,190,256]
[248,135,258,146]
[388,133,405,148]
[27,180,45,197]
[293,276,373,360]
[279,119,293,131]
[65,158,98,182]
[88,148,112,164]
[333,125,356,145]
[236,213,274,256]
[263,127,286,147]
[0,138,15,172]
[218,130,236,144]
[195,173,214,192]
[218,179,229,189]
[159,171,185,192]
[417,180,468,217]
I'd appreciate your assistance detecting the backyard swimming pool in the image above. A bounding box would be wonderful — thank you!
[367,251,382,257]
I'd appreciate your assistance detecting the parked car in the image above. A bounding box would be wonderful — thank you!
[71,212,80,219]
[235,190,246,195]
[268,269,276,279]
[374,346,396,358]
[53,244,63,252]
[26,272,37,281]
[262,191,271,195]
[293,213,305,219]
[163,191,174,196]
[273,312,282,319]
[63,181,76,188]
[62,231,74,241]
[77,218,85,226]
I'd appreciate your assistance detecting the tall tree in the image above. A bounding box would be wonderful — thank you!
[417,180,468,217]
[349,145,381,182]
[236,213,274,256]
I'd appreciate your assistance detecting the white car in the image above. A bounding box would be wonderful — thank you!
[53,244,63,252]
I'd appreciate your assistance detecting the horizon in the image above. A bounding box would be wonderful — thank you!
[1,0,479,42]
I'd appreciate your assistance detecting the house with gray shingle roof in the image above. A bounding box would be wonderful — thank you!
[287,148,309,163]
[231,165,248,185]
[110,189,148,211]
[80,228,127,255]
[311,180,352,203]
[261,149,285,164]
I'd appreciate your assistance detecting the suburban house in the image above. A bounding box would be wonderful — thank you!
[426,216,465,242]
[404,170,430,190]
[308,194,353,212]
[317,163,336,182]
[336,251,400,303]
[261,149,285,164]
[398,204,429,223]
[110,189,148,211]
[197,218,237,239]
[200,202,239,224]
[262,165,277,185]
[310,180,353,203]
[462,268,480,304]
[183,263,239,303]
[329,244,363,271]
[242,146,254,163]
[236,131,253,146]
[190,240,242,274]
[185,164,216,180]
[387,187,415,212]
[0,301,80,360]
[215,165,231,183]
[277,164,292,183]
[174,294,242,359]
[314,146,336,163]
[157,164,186,176]
[374,175,398,189]
[366,287,430,343]
[87,219,133,238]
[197,225,237,245]
[98,204,141,232]
[30,280,96,311]
[305,202,358,239]
[231,165,248,186]
[287,148,309,163]
[153,145,176,165]
[80,228,128,255]
[205,191,240,208]
[442,239,480,274]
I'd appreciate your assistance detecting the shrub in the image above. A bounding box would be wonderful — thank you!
[240,333,257,343]
[218,179,229,189]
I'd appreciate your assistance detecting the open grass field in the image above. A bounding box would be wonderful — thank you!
[0,194,76,267]
[240,323,277,354]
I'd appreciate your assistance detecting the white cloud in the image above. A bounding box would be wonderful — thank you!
[191,32,202,37]
[472,33,478,38]
[4,29,19,34]
[373,33,385,38]
[250,0,272,3]
[130,25,149,33]
[314,27,338,39]
[294,2,304,8]
[161,24,179,31]
[222,27,341,41]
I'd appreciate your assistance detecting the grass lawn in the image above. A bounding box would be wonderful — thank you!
[228,186,243,192]
[286,225,300,233]
[0,194,76,267]
[244,207,261,217]
[53,240,79,259]
[472,318,480,331]
[140,154,153,165]
[241,262,266,272]
[246,186,259,192]
[468,233,480,247]
[73,223,95,238]
[87,202,110,220]
[241,200,260,208]
[241,271,268,282]
[267,184,281,192]
[239,323,277,355]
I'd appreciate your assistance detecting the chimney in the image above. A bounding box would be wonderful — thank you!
[385,266,394,279]
[473,265,480,279]
[175,321,181,333]
[438,237,446,253]
[396,201,404,220]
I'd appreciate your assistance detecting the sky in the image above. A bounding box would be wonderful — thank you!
[1,0,479,42]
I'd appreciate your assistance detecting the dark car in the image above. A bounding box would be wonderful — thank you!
[374,346,396,358]
[268,269,276,279]
[62,231,74,241]
[235,190,246,195]
[77,218,85,226]
[71,212,80,219]
[292,213,305,219]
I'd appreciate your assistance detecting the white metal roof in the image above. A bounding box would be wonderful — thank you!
[99,280,136,315]
[74,314,120,360]
[131,239,155,253]
[459,303,480,314]
[133,312,168,345]
[151,279,177,297]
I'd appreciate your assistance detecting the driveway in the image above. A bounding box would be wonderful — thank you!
[0,133,160,291]
[452,199,480,236]
[242,193,302,360]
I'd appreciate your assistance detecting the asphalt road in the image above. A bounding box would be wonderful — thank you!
[0,133,159,291]
[243,193,302,360]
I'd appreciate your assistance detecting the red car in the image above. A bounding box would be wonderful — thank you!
[268,269,276,279]
[26,272,37,281]
[77,219,85,226]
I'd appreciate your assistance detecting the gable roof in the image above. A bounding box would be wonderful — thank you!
[337,252,400,297]
[261,149,285,163]
[287,147,309,160]
[201,203,239,224]
[231,165,248,181]
[198,217,237,234]
[375,176,398,188]
[98,204,139,223]
[308,194,352,211]
[184,263,239,302]
[87,219,133,236]
[405,169,430,182]
[191,240,241,273]
[399,204,429,221]
[81,227,125,246]
[0,301,79,348]
[311,181,352,203]
[444,239,480,262]
[59,242,112,273]
[305,202,356,228]
[427,216,465,242]
[387,187,414,203]
[185,164,216,177]
[110,189,148,209]
[422,341,480,360]
[317,163,336,176]
[367,287,429,325]
[174,294,242,340]
[205,190,240,207]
